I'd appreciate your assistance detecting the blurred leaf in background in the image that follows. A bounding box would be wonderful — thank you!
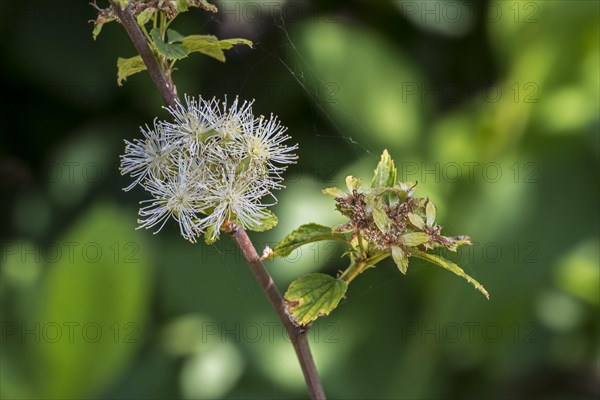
[1,203,153,399]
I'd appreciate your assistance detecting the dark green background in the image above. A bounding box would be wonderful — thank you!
[1,1,598,399]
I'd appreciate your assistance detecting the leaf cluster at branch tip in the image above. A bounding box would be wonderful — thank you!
[275,150,487,326]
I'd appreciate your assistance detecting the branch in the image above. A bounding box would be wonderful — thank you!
[104,3,326,398]
[225,222,326,400]
[108,0,178,108]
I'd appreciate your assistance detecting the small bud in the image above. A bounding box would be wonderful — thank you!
[261,246,274,260]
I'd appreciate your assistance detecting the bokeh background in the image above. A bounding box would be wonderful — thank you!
[1,0,598,399]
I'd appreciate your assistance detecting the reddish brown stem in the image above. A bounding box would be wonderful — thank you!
[109,0,177,108]
[225,223,326,400]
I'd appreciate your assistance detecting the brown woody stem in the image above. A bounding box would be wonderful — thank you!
[109,0,177,108]
[224,222,326,400]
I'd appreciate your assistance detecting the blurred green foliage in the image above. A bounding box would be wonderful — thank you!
[0,1,598,399]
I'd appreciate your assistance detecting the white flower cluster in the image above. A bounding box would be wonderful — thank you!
[120,95,297,243]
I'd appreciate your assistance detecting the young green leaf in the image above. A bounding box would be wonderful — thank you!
[215,38,254,50]
[407,212,425,230]
[273,224,343,258]
[136,8,154,26]
[284,273,348,326]
[391,246,409,274]
[92,23,104,41]
[372,208,391,233]
[411,250,489,299]
[117,56,147,86]
[397,181,417,197]
[92,12,117,40]
[345,175,362,192]
[180,35,252,62]
[176,0,190,12]
[245,209,278,232]
[371,149,397,188]
[204,224,218,245]
[181,35,225,61]
[398,232,430,247]
[167,29,185,43]
[426,200,436,226]
[150,28,189,60]
[322,187,347,198]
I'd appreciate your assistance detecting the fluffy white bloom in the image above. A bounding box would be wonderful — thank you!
[120,120,176,191]
[236,114,298,176]
[137,158,205,242]
[198,165,275,242]
[162,95,220,154]
[212,96,255,140]
[121,95,297,243]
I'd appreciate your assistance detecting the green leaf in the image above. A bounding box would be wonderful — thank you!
[385,183,414,203]
[392,246,409,274]
[322,187,347,198]
[407,212,425,230]
[181,35,225,62]
[136,8,154,26]
[176,0,190,12]
[92,14,117,40]
[150,28,189,60]
[411,250,489,299]
[364,195,390,233]
[345,175,362,192]
[180,35,252,62]
[245,209,278,232]
[204,224,219,245]
[284,273,348,326]
[372,208,391,233]
[426,200,436,226]
[215,38,253,50]
[92,22,105,41]
[273,223,342,258]
[397,181,418,197]
[117,55,147,86]
[167,29,185,43]
[371,149,397,188]
[398,232,430,247]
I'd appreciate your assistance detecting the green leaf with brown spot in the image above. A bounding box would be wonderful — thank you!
[285,273,348,326]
